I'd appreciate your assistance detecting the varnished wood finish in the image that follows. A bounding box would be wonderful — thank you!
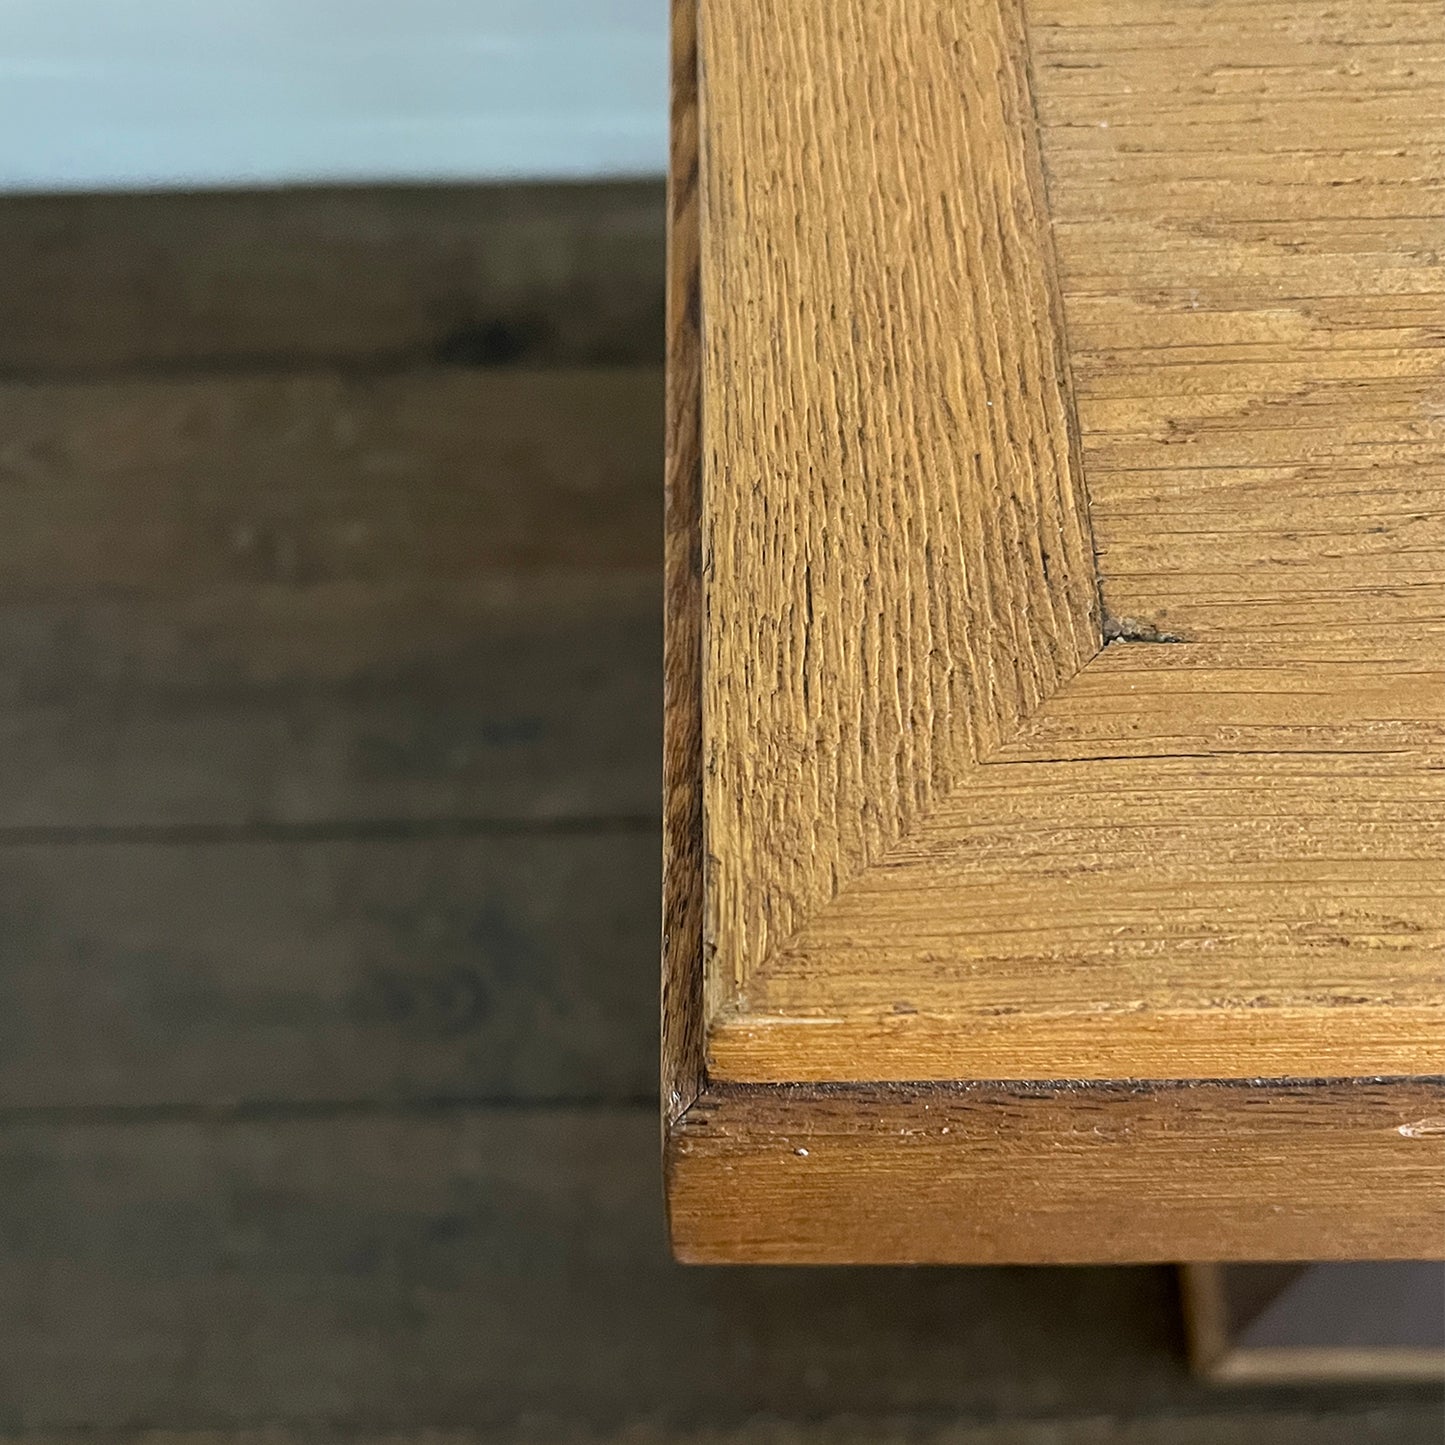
[669,1080,1445,1265]
[666,0,1445,1260]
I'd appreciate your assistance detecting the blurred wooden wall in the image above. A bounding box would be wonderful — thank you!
[0,183,1436,1443]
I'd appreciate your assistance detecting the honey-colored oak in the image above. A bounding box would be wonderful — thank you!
[665,0,1445,1261]
[670,1082,1445,1265]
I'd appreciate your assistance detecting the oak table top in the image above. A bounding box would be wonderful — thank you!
[663,0,1445,1263]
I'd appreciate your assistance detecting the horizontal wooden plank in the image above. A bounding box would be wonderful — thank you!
[0,369,663,594]
[0,1107,1355,1433]
[0,832,658,1110]
[670,1081,1445,1265]
[0,571,659,827]
[725,750,1444,1085]
[11,1415,1445,1445]
[0,184,664,374]
[0,368,663,827]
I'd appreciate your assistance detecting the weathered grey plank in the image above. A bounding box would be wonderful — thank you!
[6,1109,1421,1434]
[0,368,661,827]
[0,572,659,827]
[13,1416,1445,1445]
[0,184,664,375]
[0,370,662,595]
[0,832,658,1110]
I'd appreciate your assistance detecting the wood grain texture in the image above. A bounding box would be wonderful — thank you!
[669,1080,1445,1265]
[699,0,1099,1005]
[670,0,1445,1259]
[678,0,1445,1094]
[715,753,1443,1081]
[0,832,658,1111]
[0,369,661,828]
[996,647,1444,760]
[0,184,664,375]
[662,0,707,1123]
[1029,0,1445,655]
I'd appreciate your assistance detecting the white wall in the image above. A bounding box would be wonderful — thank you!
[0,0,668,191]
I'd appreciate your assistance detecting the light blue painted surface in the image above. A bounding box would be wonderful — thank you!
[0,0,668,190]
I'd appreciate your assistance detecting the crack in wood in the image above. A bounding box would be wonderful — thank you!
[1102,615,1188,645]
